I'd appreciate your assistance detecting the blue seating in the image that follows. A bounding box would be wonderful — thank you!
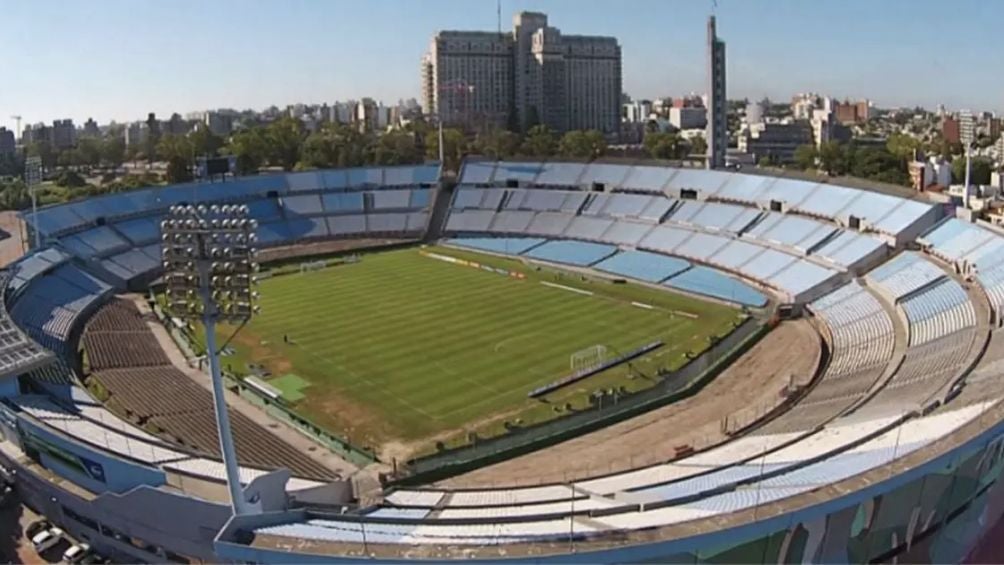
[664,266,767,307]
[246,198,284,223]
[285,218,329,240]
[384,164,440,186]
[326,215,367,235]
[286,171,324,193]
[453,188,489,209]
[594,251,690,283]
[457,161,496,184]
[867,252,945,300]
[8,249,71,295]
[524,240,616,266]
[112,217,162,245]
[367,213,409,233]
[60,226,130,259]
[256,222,294,245]
[447,237,546,255]
[410,189,432,209]
[322,192,365,214]
[281,194,323,216]
[29,205,88,236]
[371,190,412,210]
[347,167,384,187]
[104,248,160,280]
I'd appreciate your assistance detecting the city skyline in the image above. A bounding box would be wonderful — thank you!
[2,0,1002,132]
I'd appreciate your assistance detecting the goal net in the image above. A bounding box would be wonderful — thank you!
[570,344,609,372]
[299,259,327,273]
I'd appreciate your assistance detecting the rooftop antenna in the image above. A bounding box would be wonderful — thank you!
[497,0,502,35]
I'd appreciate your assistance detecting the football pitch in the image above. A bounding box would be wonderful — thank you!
[219,246,746,456]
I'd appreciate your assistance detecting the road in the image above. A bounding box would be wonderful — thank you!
[0,493,46,565]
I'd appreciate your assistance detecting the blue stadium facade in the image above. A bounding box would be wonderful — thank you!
[1,159,1003,562]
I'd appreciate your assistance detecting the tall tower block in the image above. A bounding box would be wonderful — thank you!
[706,16,727,169]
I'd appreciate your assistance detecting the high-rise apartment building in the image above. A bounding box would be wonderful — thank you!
[0,128,14,156]
[422,12,621,134]
[51,119,76,150]
[833,99,871,125]
[706,16,727,169]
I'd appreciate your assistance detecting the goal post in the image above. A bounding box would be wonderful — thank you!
[299,259,327,273]
[570,344,609,372]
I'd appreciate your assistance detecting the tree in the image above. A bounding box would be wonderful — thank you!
[371,130,421,165]
[0,153,20,177]
[643,131,686,160]
[188,127,224,158]
[101,137,126,168]
[226,127,269,175]
[266,117,306,171]
[793,144,818,170]
[300,123,369,169]
[0,178,30,210]
[850,146,907,185]
[76,137,103,168]
[165,156,193,183]
[426,128,467,171]
[156,134,194,163]
[519,125,558,157]
[817,141,848,176]
[886,133,921,162]
[558,130,606,159]
[475,128,520,160]
[54,170,87,188]
[690,135,708,157]
[26,140,56,170]
[952,156,993,185]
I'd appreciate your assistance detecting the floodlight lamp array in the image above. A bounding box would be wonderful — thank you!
[161,204,261,322]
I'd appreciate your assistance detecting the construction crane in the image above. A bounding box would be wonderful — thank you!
[9,115,21,139]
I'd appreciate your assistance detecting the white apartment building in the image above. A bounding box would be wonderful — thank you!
[669,107,707,130]
[422,12,621,134]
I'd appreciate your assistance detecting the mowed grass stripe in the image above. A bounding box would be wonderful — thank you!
[232,248,741,444]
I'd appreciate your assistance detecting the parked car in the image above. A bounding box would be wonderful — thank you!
[62,542,91,564]
[25,518,51,539]
[31,526,65,553]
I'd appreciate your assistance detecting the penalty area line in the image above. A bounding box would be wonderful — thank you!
[540,281,594,296]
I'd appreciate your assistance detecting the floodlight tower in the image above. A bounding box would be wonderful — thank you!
[161,204,260,514]
[25,156,42,250]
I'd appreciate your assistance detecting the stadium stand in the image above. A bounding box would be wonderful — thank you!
[593,250,690,283]
[921,218,1004,326]
[663,266,767,307]
[446,237,546,255]
[82,300,336,480]
[523,240,616,266]
[866,251,946,302]
[9,264,113,356]
[21,163,1004,564]
[0,273,53,379]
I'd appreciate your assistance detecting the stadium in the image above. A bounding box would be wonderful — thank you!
[1,158,1003,563]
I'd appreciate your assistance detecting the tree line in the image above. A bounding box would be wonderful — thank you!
[789,132,993,187]
[0,118,708,210]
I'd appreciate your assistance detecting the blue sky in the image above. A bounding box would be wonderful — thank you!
[1,0,1001,132]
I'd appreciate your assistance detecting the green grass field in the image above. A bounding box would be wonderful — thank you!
[216,246,745,457]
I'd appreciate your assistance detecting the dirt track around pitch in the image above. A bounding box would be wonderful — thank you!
[438,319,821,487]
